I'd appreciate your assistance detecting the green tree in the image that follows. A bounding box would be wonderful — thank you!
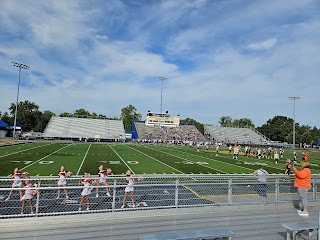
[34,110,56,132]
[0,111,11,124]
[120,105,142,131]
[74,108,90,117]
[219,116,232,127]
[257,116,293,142]
[180,118,204,134]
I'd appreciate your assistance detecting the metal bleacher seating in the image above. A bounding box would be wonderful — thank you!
[204,125,272,145]
[134,122,206,142]
[43,116,125,140]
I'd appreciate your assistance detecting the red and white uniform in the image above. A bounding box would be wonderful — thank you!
[125,176,134,192]
[98,170,107,184]
[81,181,93,196]
[21,182,33,201]
[12,172,23,188]
[58,170,67,185]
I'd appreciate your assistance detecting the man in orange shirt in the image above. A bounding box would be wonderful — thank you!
[293,160,311,216]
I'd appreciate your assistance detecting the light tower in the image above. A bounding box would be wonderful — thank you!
[159,77,167,113]
[11,62,30,137]
[288,96,300,149]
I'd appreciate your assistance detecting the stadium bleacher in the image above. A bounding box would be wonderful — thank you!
[133,122,206,142]
[204,125,274,146]
[43,116,125,141]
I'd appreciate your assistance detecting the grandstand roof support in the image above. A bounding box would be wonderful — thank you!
[289,96,301,149]
[159,77,167,113]
[11,62,30,137]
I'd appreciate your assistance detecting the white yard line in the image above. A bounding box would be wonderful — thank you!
[107,144,135,174]
[0,143,55,159]
[166,145,254,172]
[20,144,74,171]
[76,144,92,175]
[126,145,184,174]
[144,145,227,174]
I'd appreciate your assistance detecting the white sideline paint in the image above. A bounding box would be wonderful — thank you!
[76,144,92,175]
[107,144,134,174]
[0,143,55,159]
[20,144,74,171]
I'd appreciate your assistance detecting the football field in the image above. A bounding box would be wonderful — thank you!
[0,142,319,176]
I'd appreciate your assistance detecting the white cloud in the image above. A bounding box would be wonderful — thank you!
[247,38,277,51]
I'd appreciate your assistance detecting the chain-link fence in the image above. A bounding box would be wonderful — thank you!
[0,174,319,218]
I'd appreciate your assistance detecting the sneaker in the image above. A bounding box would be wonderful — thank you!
[132,204,136,208]
[106,192,111,197]
[78,207,81,211]
[298,211,309,216]
[30,211,34,214]
[5,197,10,201]
[86,207,90,211]
[66,195,69,199]
[121,205,125,209]
[56,196,60,200]
[21,212,24,215]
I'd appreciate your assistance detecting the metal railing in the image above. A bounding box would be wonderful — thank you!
[0,174,319,218]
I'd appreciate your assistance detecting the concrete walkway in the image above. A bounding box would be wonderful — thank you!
[0,202,319,240]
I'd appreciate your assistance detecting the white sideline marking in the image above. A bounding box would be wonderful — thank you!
[76,144,92,175]
[0,143,54,159]
[20,144,74,171]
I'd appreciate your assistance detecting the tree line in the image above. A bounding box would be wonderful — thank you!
[0,100,319,145]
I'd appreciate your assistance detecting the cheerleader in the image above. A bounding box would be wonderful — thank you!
[56,166,71,199]
[95,165,111,198]
[284,159,292,176]
[121,170,135,208]
[21,179,37,214]
[79,172,93,211]
[5,168,28,201]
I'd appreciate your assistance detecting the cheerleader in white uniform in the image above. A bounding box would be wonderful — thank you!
[79,172,93,211]
[57,166,71,199]
[121,170,135,208]
[5,168,28,201]
[21,179,37,214]
[95,165,111,198]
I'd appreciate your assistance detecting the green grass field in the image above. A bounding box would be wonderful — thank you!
[0,142,319,176]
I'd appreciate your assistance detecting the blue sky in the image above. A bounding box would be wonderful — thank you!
[0,0,319,127]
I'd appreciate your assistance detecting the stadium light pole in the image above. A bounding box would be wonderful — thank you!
[11,62,30,137]
[159,77,167,113]
[289,96,300,149]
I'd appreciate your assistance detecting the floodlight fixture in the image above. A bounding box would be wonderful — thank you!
[288,96,301,149]
[11,62,30,137]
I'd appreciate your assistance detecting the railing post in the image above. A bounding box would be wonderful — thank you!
[112,179,117,211]
[228,179,232,204]
[175,178,179,208]
[312,178,316,201]
[35,179,41,217]
[275,178,279,202]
